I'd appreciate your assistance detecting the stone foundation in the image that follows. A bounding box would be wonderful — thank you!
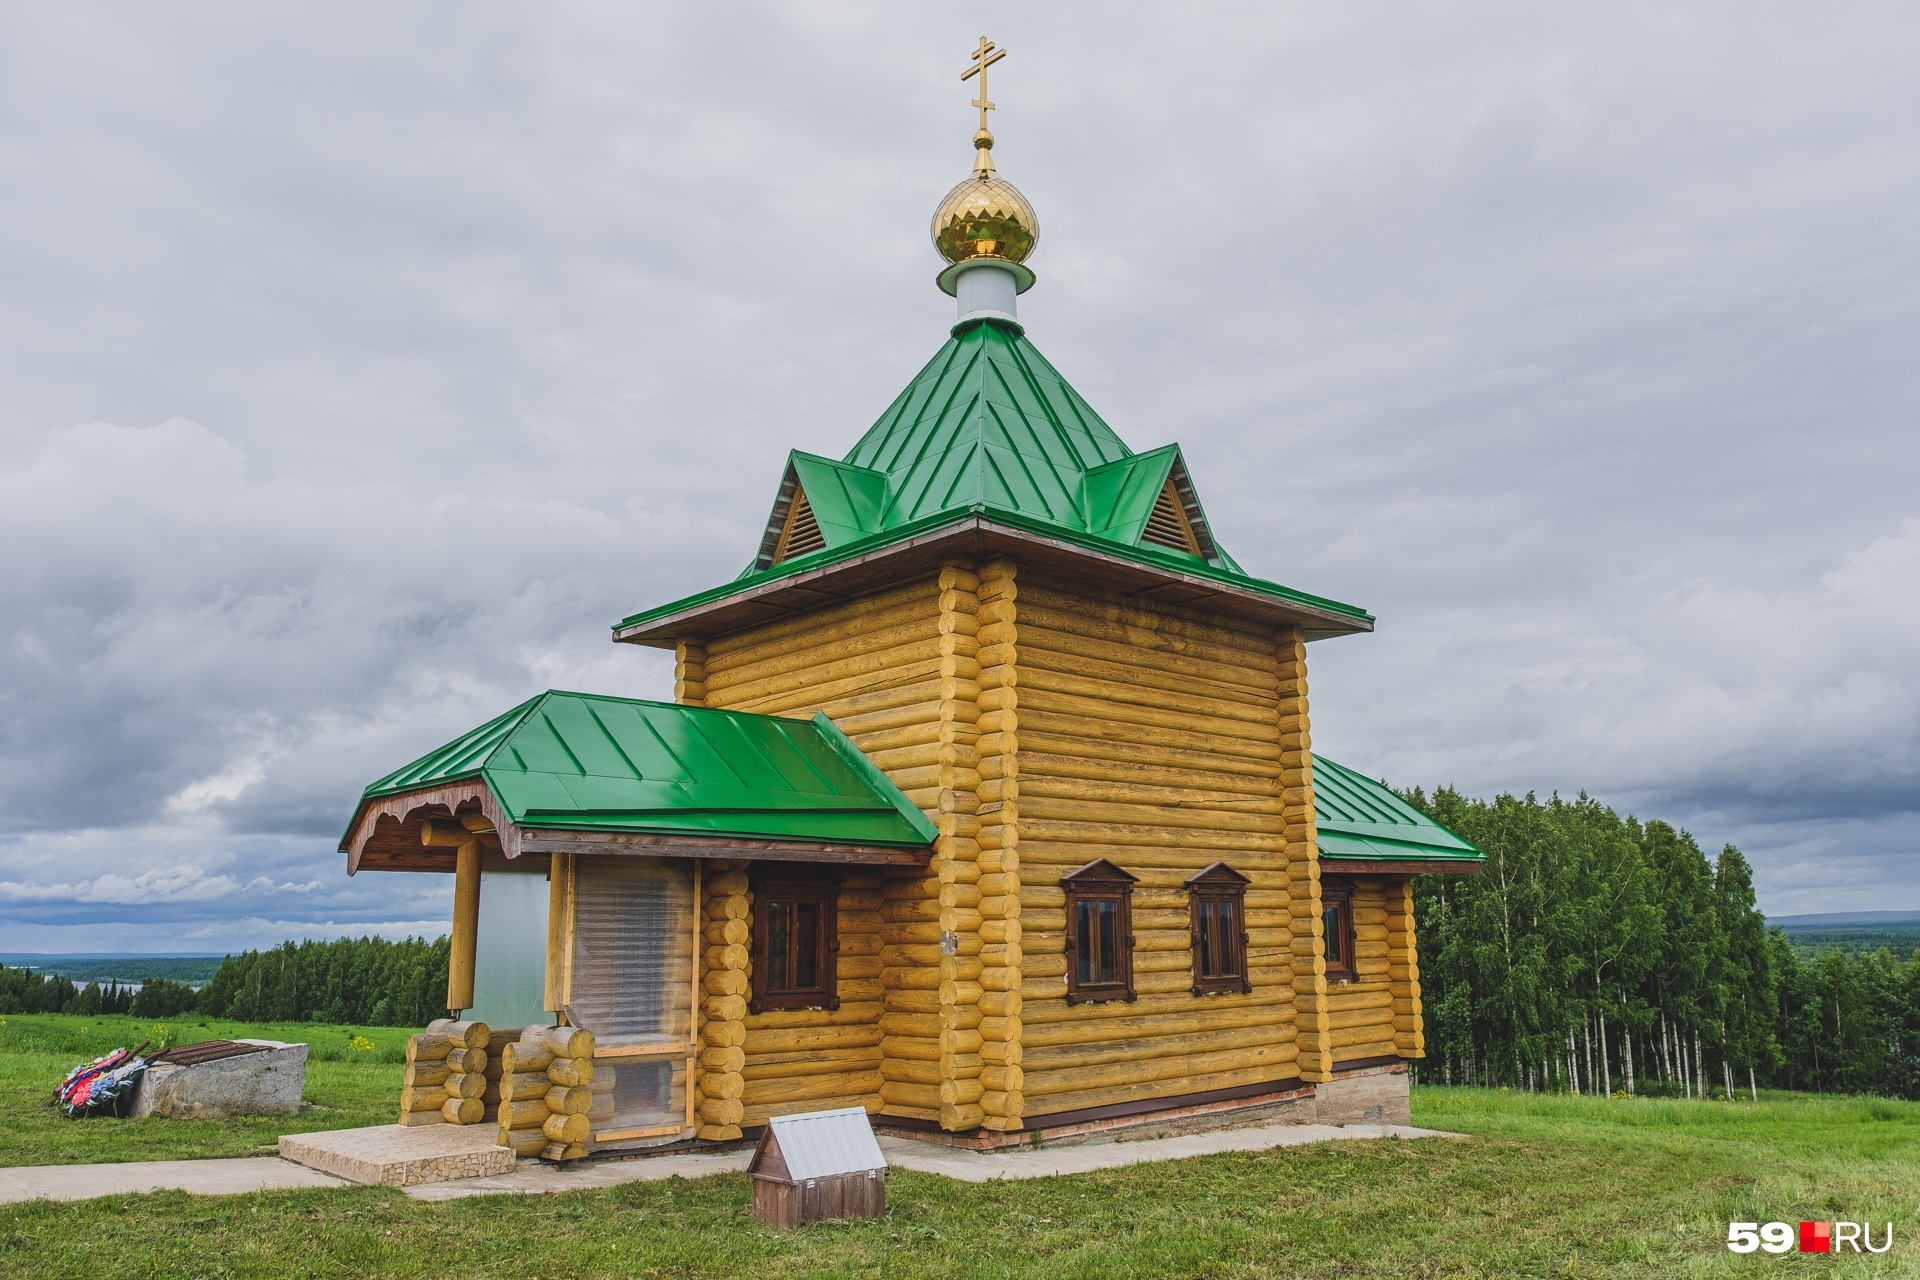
[1314,1061,1411,1125]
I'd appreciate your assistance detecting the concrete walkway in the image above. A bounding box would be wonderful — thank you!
[405,1120,1462,1200]
[0,1122,1463,1205]
[0,1156,346,1204]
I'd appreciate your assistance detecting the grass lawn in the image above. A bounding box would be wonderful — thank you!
[0,1013,407,1167]
[0,1061,1915,1279]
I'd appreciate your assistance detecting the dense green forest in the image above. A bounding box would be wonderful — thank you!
[1406,788,1920,1100]
[0,936,450,1027]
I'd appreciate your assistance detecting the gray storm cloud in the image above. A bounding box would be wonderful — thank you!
[1,2,1915,948]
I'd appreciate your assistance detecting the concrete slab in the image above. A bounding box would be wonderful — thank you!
[404,1121,1462,1199]
[278,1123,515,1187]
[878,1122,1464,1183]
[0,1157,344,1204]
[404,1148,754,1200]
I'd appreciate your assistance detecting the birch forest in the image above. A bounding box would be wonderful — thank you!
[1404,788,1920,1100]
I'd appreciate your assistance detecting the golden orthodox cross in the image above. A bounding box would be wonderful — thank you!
[961,36,1006,136]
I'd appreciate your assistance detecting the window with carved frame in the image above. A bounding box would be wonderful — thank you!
[1062,859,1136,1004]
[1187,862,1251,995]
[1320,878,1355,983]
[749,873,840,1013]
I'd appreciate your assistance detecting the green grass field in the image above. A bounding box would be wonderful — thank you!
[0,1014,1915,1277]
[0,1013,408,1167]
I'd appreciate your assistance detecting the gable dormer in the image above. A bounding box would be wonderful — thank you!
[1082,445,1219,564]
[752,453,889,571]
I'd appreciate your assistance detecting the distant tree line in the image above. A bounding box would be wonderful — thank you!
[196,936,450,1026]
[1405,788,1920,1101]
[0,966,196,1018]
[0,935,451,1027]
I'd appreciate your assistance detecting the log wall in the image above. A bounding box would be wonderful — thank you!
[1326,877,1400,1065]
[680,555,1420,1132]
[698,574,966,1125]
[1012,573,1304,1116]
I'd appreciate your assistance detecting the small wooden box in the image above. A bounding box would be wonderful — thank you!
[746,1106,888,1229]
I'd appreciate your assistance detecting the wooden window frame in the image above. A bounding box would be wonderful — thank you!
[1320,878,1356,983]
[748,873,840,1013]
[1186,862,1251,995]
[1062,859,1137,1004]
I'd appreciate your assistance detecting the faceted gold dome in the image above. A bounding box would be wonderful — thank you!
[931,173,1038,267]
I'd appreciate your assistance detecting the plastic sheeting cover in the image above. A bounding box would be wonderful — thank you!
[569,857,694,1050]
[470,869,549,1030]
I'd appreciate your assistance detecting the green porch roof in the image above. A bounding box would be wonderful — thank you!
[343,691,939,850]
[1312,754,1482,865]
[616,320,1371,641]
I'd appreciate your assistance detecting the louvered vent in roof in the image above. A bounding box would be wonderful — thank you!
[1140,479,1202,555]
[773,489,827,563]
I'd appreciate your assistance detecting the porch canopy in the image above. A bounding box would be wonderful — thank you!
[1311,754,1483,876]
[340,691,938,873]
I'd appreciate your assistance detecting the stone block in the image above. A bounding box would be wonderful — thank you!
[1314,1063,1410,1125]
[132,1041,308,1119]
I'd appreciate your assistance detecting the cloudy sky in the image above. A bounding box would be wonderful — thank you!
[2,3,1915,952]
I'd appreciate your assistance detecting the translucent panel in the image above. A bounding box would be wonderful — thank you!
[1323,905,1343,965]
[590,1056,688,1150]
[469,869,549,1030]
[569,857,695,1051]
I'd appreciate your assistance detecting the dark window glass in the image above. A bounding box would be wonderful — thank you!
[1063,862,1135,1004]
[750,879,838,1013]
[1321,883,1355,981]
[1188,866,1250,995]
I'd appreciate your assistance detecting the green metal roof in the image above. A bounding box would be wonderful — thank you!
[1312,754,1482,865]
[342,691,938,850]
[618,319,1367,636]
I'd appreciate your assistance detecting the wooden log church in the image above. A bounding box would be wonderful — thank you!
[339,41,1481,1157]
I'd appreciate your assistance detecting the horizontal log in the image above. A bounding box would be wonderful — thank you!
[441,1097,483,1125]
[445,1071,486,1100]
[1011,591,1273,659]
[543,1113,590,1145]
[404,1034,452,1063]
[1013,623,1278,696]
[427,1019,493,1050]
[500,1042,554,1074]
[399,1086,449,1113]
[742,1049,882,1083]
[528,1026,594,1058]
[402,1061,449,1088]
[706,583,935,661]
[706,613,946,689]
[497,1071,549,1100]
[1023,998,1297,1040]
[1025,1061,1301,1121]
[1016,665,1275,731]
[499,1128,547,1156]
[1025,1020,1297,1074]
[546,1085,592,1115]
[542,1141,588,1161]
[742,1070,884,1106]
[499,1099,549,1129]
[397,1109,446,1127]
[742,1023,883,1055]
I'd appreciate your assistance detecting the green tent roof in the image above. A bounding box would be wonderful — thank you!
[617,319,1369,639]
[342,691,938,850]
[1312,754,1482,865]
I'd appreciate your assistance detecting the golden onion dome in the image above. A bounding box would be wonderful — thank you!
[930,168,1039,268]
